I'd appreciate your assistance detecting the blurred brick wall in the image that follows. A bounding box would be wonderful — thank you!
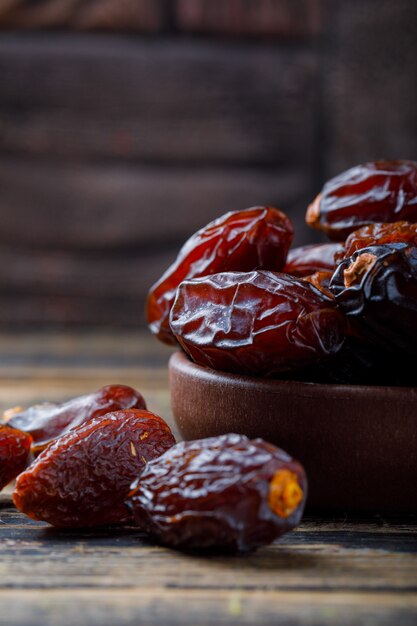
[0,0,415,329]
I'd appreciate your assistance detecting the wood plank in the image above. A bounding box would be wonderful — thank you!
[1,529,416,593]
[0,331,170,367]
[0,331,416,626]
[322,0,417,178]
[1,496,416,593]
[175,0,323,38]
[0,35,317,166]
[1,497,416,624]
[0,244,176,298]
[0,293,148,329]
[0,159,310,250]
[2,589,416,626]
[0,0,167,32]
[0,0,323,38]
[0,159,315,328]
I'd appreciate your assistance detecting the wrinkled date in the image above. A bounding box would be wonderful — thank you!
[336,221,417,262]
[284,243,342,276]
[147,207,294,345]
[170,270,346,377]
[330,244,417,356]
[0,425,32,491]
[7,384,147,455]
[303,271,333,296]
[127,433,307,552]
[13,409,176,527]
[306,160,417,240]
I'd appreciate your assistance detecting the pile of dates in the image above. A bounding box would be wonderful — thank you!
[3,159,417,553]
[148,159,417,386]
[1,385,307,552]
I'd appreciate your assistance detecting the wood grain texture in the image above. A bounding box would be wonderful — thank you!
[0,0,167,32]
[0,35,317,166]
[0,159,309,250]
[0,33,317,327]
[176,0,323,38]
[0,159,313,328]
[0,0,322,37]
[2,589,416,626]
[322,0,417,177]
[1,496,416,626]
[0,332,416,626]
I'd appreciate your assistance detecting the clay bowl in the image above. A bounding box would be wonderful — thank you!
[169,351,417,513]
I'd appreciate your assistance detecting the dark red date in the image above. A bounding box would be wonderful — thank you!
[284,243,342,276]
[127,433,307,552]
[7,384,147,455]
[169,270,346,377]
[303,271,333,296]
[336,221,417,262]
[330,243,417,356]
[0,425,32,491]
[13,409,176,528]
[307,160,417,240]
[147,207,294,345]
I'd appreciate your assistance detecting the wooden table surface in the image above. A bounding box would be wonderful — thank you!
[1,332,416,626]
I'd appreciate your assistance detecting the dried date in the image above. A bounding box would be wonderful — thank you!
[303,271,333,296]
[13,409,176,527]
[284,243,342,276]
[6,384,147,455]
[169,270,346,377]
[0,425,32,491]
[306,160,417,240]
[147,207,294,345]
[330,243,417,356]
[127,433,307,552]
[336,221,417,262]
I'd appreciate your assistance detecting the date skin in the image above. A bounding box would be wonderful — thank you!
[127,433,307,552]
[336,221,417,262]
[6,384,147,455]
[307,160,417,240]
[13,409,176,528]
[147,207,294,345]
[0,425,32,491]
[170,270,346,377]
[330,243,417,357]
[303,271,333,297]
[284,243,342,276]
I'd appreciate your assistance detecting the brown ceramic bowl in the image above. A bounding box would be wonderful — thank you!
[169,351,417,513]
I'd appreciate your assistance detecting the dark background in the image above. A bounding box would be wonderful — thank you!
[0,0,416,330]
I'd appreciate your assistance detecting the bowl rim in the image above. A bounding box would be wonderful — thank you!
[169,350,417,399]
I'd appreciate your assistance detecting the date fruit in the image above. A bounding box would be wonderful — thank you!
[330,243,417,356]
[0,425,32,491]
[336,221,417,262]
[307,160,417,240]
[303,271,333,297]
[6,384,147,455]
[284,243,342,276]
[170,270,346,377]
[127,433,307,552]
[147,207,294,345]
[13,409,175,527]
